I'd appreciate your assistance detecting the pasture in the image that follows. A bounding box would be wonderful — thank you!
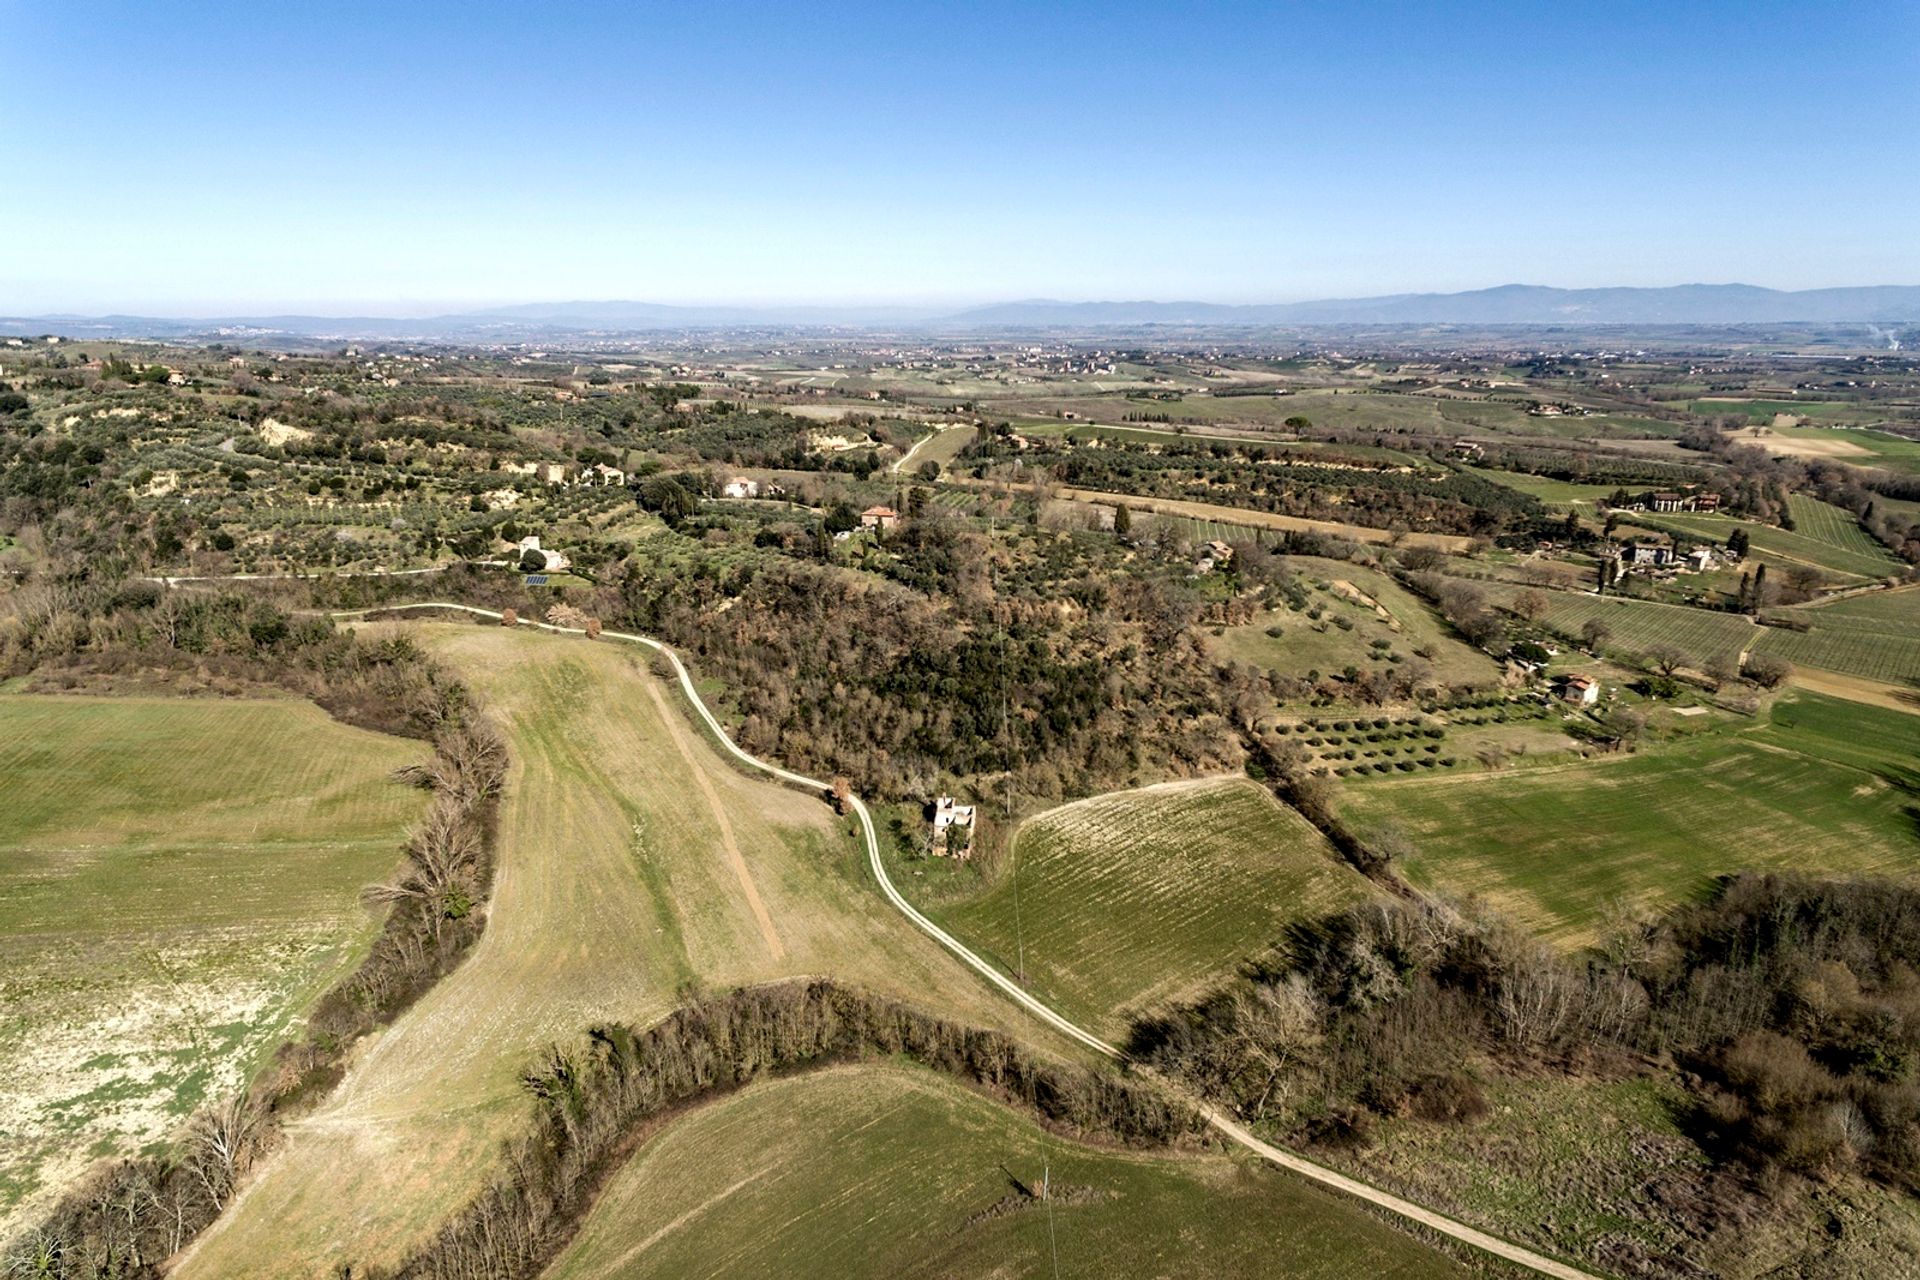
[0,695,423,1235]
[1463,468,1624,508]
[176,624,1021,1279]
[929,779,1376,1038]
[1338,692,1920,947]
[545,1065,1469,1280]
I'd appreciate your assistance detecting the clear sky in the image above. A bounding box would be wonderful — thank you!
[2,0,1913,315]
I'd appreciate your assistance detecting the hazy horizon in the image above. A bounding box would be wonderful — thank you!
[4,1,1914,315]
[11,280,1920,324]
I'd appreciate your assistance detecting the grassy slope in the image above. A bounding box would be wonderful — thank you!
[0,696,423,1233]
[545,1065,1470,1280]
[928,779,1377,1038]
[176,625,1023,1279]
[1214,556,1502,691]
[1339,691,1920,946]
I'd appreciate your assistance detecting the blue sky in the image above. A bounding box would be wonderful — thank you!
[2,0,1913,314]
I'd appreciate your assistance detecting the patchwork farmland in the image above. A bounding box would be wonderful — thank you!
[0,696,425,1235]
[1339,692,1920,946]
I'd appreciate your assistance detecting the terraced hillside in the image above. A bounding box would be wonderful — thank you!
[1340,692,1920,946]
[928,778,1377,1038]
[0,696,424,1235]
[174,624,1021,1278]
[545,1065,1472,1280]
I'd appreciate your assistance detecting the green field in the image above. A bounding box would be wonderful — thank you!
[1754,586,1920,686]
[1691,398,1866,422]
[1464,468,1625,507]
[927,779,1376,1038]
[547,1065,1469,1280]
[1340,692,1920,946]
[0,695,425,1232]
[1215,557,1503,691]
[177,625,1024,1279]
[1481,582,1759,669]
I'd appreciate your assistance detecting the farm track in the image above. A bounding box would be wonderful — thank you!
[348,602,1599,1280]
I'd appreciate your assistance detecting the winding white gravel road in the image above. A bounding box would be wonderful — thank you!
[335,600,1600,1280]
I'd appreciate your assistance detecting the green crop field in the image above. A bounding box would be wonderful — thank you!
[1755,586,1920,686]
[1464,467,1624,507]
[546,1065,1469,1280]
[1786,495,1895,564]
[0,695,425,1235]
[1723,420,1920,474]
[1482,582,1759,668]
[926,779,1376,1038]
[1339,691,1920,946]
[176,624,1026,1280]
[1215,557,1503,691]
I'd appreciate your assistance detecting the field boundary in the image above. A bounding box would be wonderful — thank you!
[340,601,1599,1280]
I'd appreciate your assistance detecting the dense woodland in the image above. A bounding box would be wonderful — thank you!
[1131,875,1920,1274]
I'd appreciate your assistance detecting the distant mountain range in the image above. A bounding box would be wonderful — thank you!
[7,284,1920,342]
[942,285,1920,327]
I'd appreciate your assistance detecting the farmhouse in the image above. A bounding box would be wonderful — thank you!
[1652,492,1686,512]
[514,534,570,571]
[1686,546,1715,572]
[932,796,975,856]
[722,476,760,499]
[1561,674,1600,707]
[1205,539,1235,565]
[1623,540,1674,568]
[586,462,626,486]
[861,505,899,530]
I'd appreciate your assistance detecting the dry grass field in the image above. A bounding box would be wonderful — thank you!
[929,779,1377,1038]
[173,624,1027,1279]
[544,1065,1471,1280]
[0,695,424,1236]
